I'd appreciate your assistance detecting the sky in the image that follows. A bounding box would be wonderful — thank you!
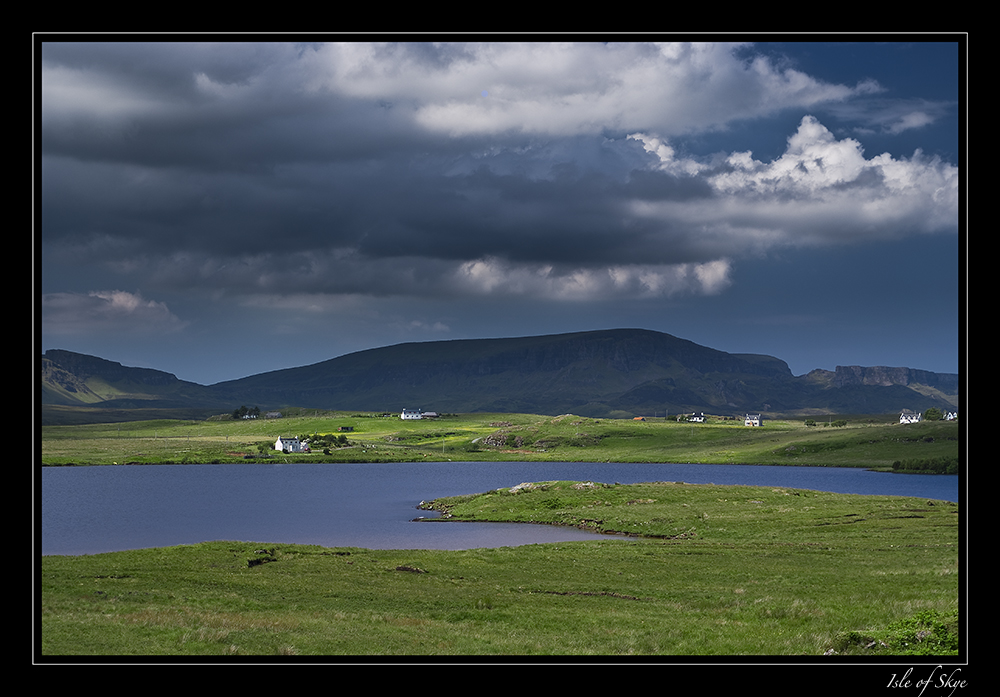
[36,37,964,385]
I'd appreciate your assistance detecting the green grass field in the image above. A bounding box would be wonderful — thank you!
[39,409,960,470]
[38,410,962,657]
[39,480,960,657]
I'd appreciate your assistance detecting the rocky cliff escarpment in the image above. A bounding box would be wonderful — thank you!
[831,365,959,392]
[43,349,180,386]
[41,349,228,412]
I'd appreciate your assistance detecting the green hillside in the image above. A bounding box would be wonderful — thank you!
[41,350,233,420]
[39,409,960,470]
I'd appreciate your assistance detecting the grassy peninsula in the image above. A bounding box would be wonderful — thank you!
[39,409,960,470]
[40,480,959,657]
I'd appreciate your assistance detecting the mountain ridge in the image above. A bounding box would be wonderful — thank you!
[40,328,959,423]
[41,349,228,410]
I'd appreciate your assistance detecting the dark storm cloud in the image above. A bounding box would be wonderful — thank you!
[41,42,443,174]
[41,41,959,307]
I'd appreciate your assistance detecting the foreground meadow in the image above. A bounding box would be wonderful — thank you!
[39,481,960,657]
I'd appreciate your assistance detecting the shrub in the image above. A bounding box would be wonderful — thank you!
[892,457,959,474]
[831,610,959,655]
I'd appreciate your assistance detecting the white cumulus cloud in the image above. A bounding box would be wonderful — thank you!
[453,256,732,300]
[301,42,873,139]
[628,116,958,251]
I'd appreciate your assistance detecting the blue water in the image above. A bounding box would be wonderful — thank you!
[40,461,959,556]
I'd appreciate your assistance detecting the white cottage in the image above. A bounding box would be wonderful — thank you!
[899,409,922,424]
[744,414,762,427]
[275,436,304,452]
[400,409,423,420]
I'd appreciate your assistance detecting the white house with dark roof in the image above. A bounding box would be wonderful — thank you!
[899,409,922,424]
[744,414,762,427]
[275,436,304,452]
[400,409,423,420]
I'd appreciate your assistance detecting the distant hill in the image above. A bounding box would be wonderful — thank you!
[41,349,230,419]
[40,329,959,424]
[207,328,794,415]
